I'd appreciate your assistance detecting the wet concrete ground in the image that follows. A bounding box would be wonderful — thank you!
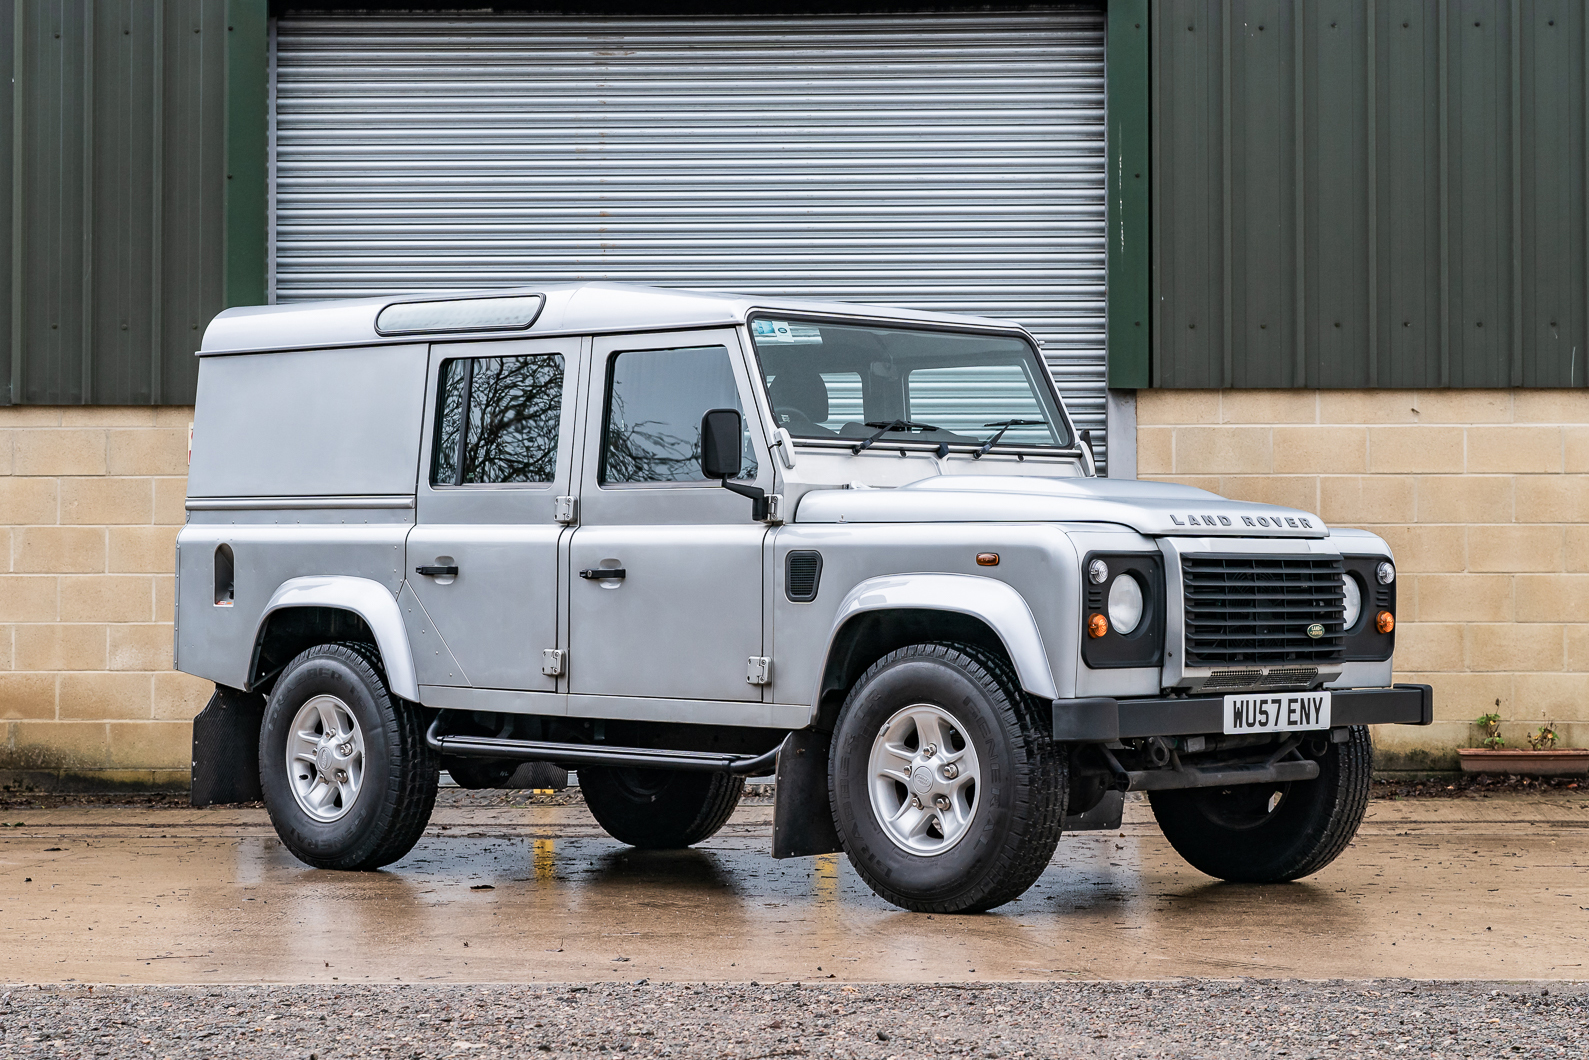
[3,790,1586,986]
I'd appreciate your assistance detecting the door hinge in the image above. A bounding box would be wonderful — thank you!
[542,649,566,677]
[555,496,578,524]
[746,656,772,685]
[764,494,784,524]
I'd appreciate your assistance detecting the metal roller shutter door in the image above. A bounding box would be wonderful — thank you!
[273,9,1109,463]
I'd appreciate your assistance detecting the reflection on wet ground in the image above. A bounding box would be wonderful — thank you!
[1,794,1585,984]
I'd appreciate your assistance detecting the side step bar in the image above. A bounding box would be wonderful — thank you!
[425,718,783,777]
[1124,758,1320,792]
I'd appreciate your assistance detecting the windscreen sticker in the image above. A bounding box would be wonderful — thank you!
[752,319,824,345]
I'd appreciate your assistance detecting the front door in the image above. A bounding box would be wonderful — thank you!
[568,330,770,702]
[405,337,581,691]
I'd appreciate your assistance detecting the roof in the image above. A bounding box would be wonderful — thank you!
[198,281,1025,356]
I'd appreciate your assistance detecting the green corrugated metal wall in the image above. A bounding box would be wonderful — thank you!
[2,0,228,407]
[8,2,1589,401]
[1152,0,1589,389]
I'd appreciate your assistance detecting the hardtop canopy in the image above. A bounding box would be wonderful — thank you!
[198,282,1025,357]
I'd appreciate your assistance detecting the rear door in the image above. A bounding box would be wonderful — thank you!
[405,336,581,691]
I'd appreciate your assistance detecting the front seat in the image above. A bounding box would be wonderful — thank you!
[767,366,836,436]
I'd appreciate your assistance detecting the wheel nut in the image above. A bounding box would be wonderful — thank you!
[934,795,950,811]
[942,763,958,779]
[924,744,937,757]
[911,795,922,809]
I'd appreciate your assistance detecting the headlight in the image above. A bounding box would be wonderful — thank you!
[1342,573,1362,630]
[1107,574,1144,635]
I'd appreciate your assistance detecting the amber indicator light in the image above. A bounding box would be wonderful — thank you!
[1087,613,1109,638]
[976,552,1000,566]
[1376,610,1395,634]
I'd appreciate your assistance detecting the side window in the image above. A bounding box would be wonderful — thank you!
[601,345,758,484]
[432,353,564,486]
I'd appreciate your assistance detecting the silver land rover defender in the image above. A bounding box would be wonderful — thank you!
[177,283,1430,913]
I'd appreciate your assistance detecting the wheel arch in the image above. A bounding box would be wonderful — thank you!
[811,574,1056,729]
[249,576,419,700]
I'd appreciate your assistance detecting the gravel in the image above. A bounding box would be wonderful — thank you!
[2,980,1583,1058]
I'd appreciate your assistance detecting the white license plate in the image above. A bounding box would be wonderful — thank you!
[1222,691,1332,735]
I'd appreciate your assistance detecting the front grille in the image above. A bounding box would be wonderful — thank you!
[1182,555,1345,666]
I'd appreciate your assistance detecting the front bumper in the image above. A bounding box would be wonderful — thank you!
[1052,683,1433,743]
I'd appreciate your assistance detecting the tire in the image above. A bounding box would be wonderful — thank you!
[258,642,439,870]
[1148,724,1373,883]
[828,642,1065,913]
[579,766,744,849]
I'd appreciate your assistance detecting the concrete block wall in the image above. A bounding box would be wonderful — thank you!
[0,407,210,789]
[1139,389,1589,769]
[5,393,1586,785]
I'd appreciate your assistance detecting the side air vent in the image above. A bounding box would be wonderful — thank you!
[786,551,823,602]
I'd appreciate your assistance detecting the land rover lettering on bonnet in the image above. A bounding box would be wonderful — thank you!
[176,282,1432,913]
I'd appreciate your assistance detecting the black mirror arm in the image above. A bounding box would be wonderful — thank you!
[720,478,769,521]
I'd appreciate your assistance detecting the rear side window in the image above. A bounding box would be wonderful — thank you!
[432,353,564,485]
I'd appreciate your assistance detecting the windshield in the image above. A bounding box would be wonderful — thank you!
[748,317,1071,452]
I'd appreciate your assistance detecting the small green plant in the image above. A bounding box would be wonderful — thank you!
[1476,712,1504,750]
[1527,722,1559,752]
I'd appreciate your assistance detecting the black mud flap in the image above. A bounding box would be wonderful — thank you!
[772,729,842,859]
[190,685,267,807]
[1062,789,1124,831]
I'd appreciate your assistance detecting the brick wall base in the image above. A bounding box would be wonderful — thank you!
[0,407,211,790]
[7,396,1587,787]
[1139,389,1589,769]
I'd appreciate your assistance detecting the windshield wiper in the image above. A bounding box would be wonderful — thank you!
[852,419,942,455]
[974,419,1047,459]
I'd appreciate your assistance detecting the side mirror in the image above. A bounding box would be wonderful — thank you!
[699,408,744,480]
[699,407,768,521]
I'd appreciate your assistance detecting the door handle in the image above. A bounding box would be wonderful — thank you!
[579,567,626,580]
[415,565,459,577]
